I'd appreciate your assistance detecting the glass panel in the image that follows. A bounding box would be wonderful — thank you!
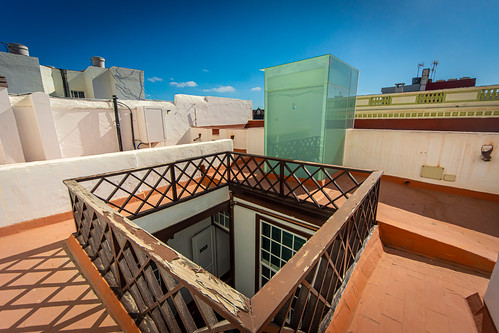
[294,237,306,251]
[282,247,292,261]
[262,266,270,278]
[264,54,359,172]
[262,237,270,251]
[262,250,269,263]
[282,231,293,248]
[271,226,281,242]
[271,255,280,269]
[271,241,280,256]
[262,222,270,237]
[262,277,269,286]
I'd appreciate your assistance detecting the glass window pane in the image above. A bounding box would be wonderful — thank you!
[271,255,280,269]
[271,227,281,242]
[294,237,306,251]
[262,222,270,237]
[262,266,270,278]
[262,277,269,286]
[271,241,280,256]
[282,247,292,261]
[262,250,269,263]
[262,237,270,251]
[283,231,293,248]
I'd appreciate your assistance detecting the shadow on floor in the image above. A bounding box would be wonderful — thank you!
[0,241,120,332]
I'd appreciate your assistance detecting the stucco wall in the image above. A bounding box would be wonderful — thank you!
[343,129,499,194]
[188,126,264,155]
[247,127,265,155]
[174,94,252,127]
[0,87,24,164]
[5,92,251,161]
[0,140,233,228]
[0,52,44,94]
[12,92,62,161]
[166,218,211,261]
[135,189,229,234]
[110,67,145,100]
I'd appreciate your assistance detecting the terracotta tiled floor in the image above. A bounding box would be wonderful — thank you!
[346,246,489,333]
[0,220,121,332]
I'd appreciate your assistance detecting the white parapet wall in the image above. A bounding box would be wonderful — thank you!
[343,129,499,195]
[0,86,24,164]
[0,140,233,228]
[187,126,264,155]
[6,92,251,161]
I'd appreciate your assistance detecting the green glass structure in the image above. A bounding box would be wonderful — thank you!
[264,54,359,167]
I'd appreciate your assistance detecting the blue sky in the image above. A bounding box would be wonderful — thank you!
[4,0,499,108]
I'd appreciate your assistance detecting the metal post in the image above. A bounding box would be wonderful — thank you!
[112,95,124,151]
[279,161,284,197]
[170,166,178,202]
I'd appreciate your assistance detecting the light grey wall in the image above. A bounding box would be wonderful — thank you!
[110,67,145,100]
[0,53,44,94]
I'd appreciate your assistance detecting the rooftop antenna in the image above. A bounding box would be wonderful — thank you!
[430,60,439,80]
[417,62,424,77]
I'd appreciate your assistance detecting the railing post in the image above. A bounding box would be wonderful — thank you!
[226,152,232,183]
[279,161,284,197]
[170,165,178,202]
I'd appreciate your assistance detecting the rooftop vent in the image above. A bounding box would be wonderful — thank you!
[7,43,29,56]
[91,56,105,68]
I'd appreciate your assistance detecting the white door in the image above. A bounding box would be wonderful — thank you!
[192,226,217,275]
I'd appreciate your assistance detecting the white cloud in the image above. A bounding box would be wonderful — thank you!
[202,69,209,72]
[147,76,163,83]
[250,86,262,91]
[170,77,174,81]
[170,81,198,88]
[203,85,236,93]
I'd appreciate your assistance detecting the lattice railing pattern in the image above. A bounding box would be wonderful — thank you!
[75,152,368,219]
[267,136,322,162]
[230,153,365,212]
[68,183,248,332]
[67,151,381,332]
[262,177,380,332]
[76,152,229,219]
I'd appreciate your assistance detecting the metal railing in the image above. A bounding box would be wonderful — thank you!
[65,151,382,332]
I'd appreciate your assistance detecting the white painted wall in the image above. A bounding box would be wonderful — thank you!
[12,92,62,161]
[174,94,252,127]
[0,52,44,94]
[0,87,24,164]
[188,126,264,155]
[247,127,264,155]
[0,140,233,228]
[167,218,212,261]
[5,93,251,161]
[136,189,229,234]
[343,129,499,194]
[233,198,315,298]
[484,252,499,330]
[50,97,136,157]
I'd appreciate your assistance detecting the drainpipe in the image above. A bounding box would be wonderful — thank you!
[112,95,124,151]
[60,69,70,97]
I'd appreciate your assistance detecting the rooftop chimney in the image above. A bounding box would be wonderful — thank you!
[91,56,105,68]
[7,43,29,56]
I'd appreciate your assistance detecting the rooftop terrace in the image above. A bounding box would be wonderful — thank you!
[1,148,497,332]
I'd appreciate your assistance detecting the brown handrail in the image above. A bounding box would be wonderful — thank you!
[249,170,382,331]
[65,152,382,332]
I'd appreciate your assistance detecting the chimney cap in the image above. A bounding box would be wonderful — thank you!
[91,56,105,68]
[7,43,29,56]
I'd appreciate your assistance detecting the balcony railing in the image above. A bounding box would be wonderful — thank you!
[65,151,381,332]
